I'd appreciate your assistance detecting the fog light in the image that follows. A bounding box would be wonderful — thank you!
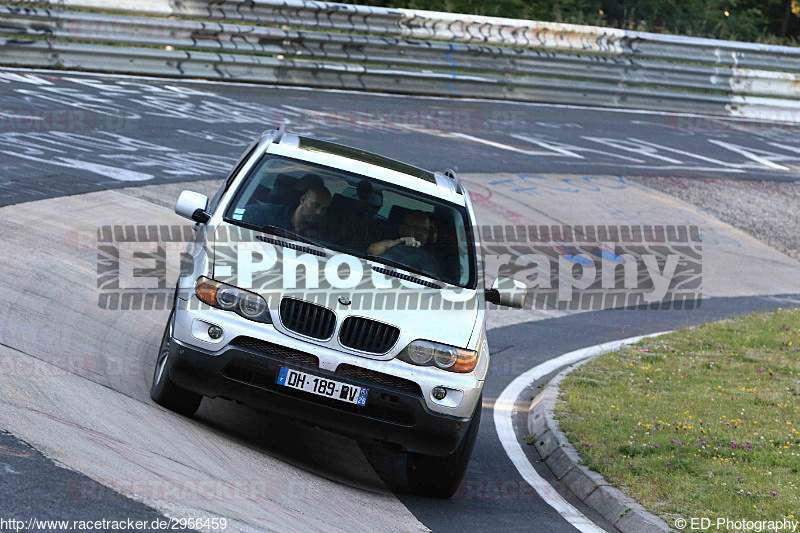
[208,325,223,339]
[432,387,447,400]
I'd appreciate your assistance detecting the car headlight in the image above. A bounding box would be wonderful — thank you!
[398,340,478,373]
[195,276,272,324]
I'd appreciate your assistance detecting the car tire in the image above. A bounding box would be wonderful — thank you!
[406,394,482,498]
[150,310,203,416]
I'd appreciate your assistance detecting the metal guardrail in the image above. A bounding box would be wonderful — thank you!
[2,0,800,122]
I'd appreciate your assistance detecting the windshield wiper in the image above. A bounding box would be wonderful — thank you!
[366,254,442,284]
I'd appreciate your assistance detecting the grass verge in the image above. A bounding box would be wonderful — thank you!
[553,308,800,525]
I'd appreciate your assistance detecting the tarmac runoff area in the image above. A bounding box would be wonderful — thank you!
[0,173,799,530]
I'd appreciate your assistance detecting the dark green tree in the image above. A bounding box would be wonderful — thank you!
[358,0,799,43]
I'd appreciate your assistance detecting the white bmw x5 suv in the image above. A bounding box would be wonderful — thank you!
[150,127,526,498]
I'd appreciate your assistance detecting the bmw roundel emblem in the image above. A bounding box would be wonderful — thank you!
[338,297,351,306]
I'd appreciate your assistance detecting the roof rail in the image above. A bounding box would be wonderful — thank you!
[260,122,286,144]
[272,121,286,144]
[443,168,463,195]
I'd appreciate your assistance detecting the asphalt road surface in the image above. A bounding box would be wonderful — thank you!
[2,67,800,532]
[2,68,800,207]
[0,431,192,532]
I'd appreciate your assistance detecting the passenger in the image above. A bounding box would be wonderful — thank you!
[355,179,383,219]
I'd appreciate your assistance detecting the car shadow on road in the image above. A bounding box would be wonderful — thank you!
[189,395,397,494]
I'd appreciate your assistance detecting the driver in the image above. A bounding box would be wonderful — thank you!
[293,184,332,234]
[366,210,434,256]
[242,181,332,236]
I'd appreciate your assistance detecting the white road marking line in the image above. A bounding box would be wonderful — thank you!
[265,116,759,174]
[493,331,669,533]
[571,163,746,172]
[57,158,152,182]
[764,142,800,163]
[707,139,791,170]
[1,151,154,181]
[0,113,44,120]
[449,132,563,156]
[508,134,647,162]
[271,116,770,174]
[629,137,752,168]
[1,462,20,475]
[507,134,585,158]
[0,71,53,85]
[582,136,684,164]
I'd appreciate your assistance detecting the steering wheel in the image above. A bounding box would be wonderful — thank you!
[381,245,442,279]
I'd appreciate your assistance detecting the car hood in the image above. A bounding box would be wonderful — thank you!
[210,222,481,355]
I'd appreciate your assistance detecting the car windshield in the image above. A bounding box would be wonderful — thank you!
[224,153,476,289]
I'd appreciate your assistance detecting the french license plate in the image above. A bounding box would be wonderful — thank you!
[277,367,368,406]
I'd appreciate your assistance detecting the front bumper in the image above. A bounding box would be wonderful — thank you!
[166,337,473,456]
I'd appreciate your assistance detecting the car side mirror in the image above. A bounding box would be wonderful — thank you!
[175,190,210,223]
[485,277,527,308]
